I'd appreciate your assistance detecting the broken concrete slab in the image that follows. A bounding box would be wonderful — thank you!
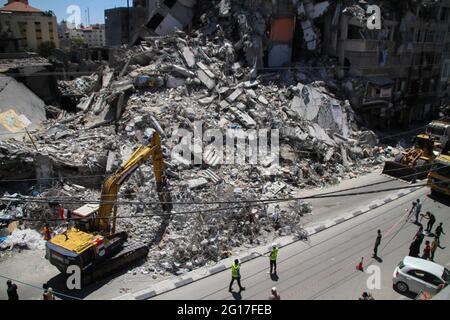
[196,70,216,90]
[181,46,196,68]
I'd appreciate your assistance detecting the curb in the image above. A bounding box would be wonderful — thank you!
[113,186,421,300]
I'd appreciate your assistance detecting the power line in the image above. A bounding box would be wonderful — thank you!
[1,178,442,223]
[0,274,82,300]
[1,160,446,207]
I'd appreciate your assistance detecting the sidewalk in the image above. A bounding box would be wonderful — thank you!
[113,172,420,300]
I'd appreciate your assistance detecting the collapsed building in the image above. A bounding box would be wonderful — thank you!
[1,0,445,275]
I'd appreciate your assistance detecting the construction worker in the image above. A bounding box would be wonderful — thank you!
[43,223,52,241]
[269,287,281,300]
[269,243,279,274]
[229,259,245,293]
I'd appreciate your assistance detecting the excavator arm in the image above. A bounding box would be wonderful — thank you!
[95,133,172,233]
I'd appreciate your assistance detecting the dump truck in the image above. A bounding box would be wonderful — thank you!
[45,133,172,285]
[382,133,436,182]
[427,153,450,198]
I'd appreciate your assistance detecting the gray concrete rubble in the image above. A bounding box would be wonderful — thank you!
[0,0,399,275]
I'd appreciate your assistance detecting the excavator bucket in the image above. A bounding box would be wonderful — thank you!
[381,161,418,182]
[382,161,432,182]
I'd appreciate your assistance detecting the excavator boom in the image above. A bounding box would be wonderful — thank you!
[45,133,172,285]
[96,133,172,233]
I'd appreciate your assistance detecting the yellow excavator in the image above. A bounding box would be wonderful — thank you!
[382,133,436,182]
[45,133,172,285]
[427,153,450,197]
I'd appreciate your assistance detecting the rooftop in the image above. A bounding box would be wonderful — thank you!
[0,1,42,13]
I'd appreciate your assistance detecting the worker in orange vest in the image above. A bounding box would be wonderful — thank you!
[43,223,52,241]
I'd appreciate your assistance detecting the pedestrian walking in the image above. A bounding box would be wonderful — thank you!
[414,199,422,223]
[372,229,382,258]
[434,223,445,241]
[269,243,279,274]
[430,238,438,261]
[422,211,436,233]
[229,259,245,293]
[422,240,431,260]
[6,280,18,301]
[269,287,281,300]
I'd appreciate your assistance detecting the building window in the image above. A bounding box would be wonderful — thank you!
[18,22,28,48]
[425,30,435,43]
[440,7,450,21]
[348,24,364,40]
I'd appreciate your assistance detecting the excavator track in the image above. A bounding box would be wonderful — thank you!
[81,241,149,286]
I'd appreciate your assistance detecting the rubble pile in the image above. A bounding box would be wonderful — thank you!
[57,74,99,96]
[0,1,393,274]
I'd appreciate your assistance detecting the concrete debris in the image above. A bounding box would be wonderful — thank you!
[0,229,46,251]
[0,0,394,275]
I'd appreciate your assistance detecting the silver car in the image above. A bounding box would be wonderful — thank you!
[393,256,450,295]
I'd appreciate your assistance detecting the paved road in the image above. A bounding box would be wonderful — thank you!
[0,172,435,300]
[152,187,450,300]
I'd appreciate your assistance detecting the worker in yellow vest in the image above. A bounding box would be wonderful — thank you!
[229,259,245,293]
[269,244,279,274]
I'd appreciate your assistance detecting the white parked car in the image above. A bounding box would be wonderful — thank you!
[393,256,450,295]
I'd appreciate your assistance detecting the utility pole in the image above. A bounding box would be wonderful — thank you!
[127,0,131,43]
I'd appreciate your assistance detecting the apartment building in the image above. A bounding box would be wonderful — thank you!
[323,0,450,129]
[0,0,59,52]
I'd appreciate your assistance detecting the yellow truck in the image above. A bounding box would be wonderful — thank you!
[427,153,450,197]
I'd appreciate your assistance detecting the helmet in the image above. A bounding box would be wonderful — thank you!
[271,287,277,293]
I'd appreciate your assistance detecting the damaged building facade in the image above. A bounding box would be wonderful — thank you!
[322,0,450,129]
[1,0,449,277]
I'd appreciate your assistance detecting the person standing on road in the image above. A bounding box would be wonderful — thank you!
[430,238,439,261]
[409,239,420,257]
[414,199,422,224]
[435,223,445,242]
[269,244,279,275]
[372,230,382,258]
[6,280,18,300]
[229,259,245,293]
[422,212,436,233]
[422,240,431,260]
[269,287,281,300]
